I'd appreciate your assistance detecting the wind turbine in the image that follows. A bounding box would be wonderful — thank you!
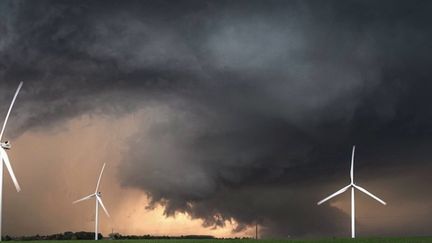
[317,145,386,238]
[73,163,110,240]
[0,82,23,241]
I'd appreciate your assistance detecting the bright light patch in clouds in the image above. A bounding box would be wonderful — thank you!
[3,111,250,237]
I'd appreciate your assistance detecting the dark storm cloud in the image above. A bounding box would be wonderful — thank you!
[1,0,432,238]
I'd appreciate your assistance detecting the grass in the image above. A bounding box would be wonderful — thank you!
[7,238,432,243]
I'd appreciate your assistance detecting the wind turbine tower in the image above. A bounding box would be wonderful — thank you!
[0,82,23,241]
[317,146,386,238]
[73,163,110,240]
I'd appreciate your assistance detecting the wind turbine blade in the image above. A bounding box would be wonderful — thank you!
[73,194,95,204]
[350,145,355,183]
[97,196,110,217]
[353,184,386,205]
[95,163,106,193]
[0,147,20,192]
[0,81,23,141]
[317,184,351,205]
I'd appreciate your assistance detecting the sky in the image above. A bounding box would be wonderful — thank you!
[0,0,432,239]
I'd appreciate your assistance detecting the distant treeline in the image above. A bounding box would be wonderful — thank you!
[2,231,219,241]
[3,232,103,241]
[109,233,215,240]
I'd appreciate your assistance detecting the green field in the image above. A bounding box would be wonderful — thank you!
[9,239,432,243]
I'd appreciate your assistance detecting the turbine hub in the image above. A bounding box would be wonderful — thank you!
[0,141,11,150]
[97,192,101,196]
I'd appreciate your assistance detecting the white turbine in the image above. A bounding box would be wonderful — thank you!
[317,145,386,238]
[0,82,23,241]
[73,163,110,240]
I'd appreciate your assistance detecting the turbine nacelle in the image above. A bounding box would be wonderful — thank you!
[0,141,11,150]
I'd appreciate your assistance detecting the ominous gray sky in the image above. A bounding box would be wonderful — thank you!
[1,0,432,239]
